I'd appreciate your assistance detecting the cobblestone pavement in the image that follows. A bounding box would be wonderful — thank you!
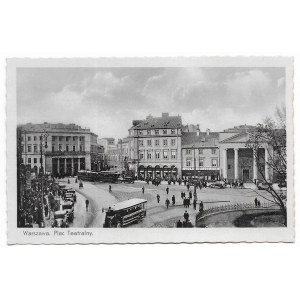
[58,178,272,228]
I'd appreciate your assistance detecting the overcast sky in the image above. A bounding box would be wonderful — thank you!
[17,67,285,139]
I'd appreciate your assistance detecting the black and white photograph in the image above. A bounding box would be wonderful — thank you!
[6,57,294,243]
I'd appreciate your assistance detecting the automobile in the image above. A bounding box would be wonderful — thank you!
[64,192,75,202]
[123,176,135,183]
[61,201,74,222]
[209,182,226,189]
[52,210,69,228]
[257,182,270,191]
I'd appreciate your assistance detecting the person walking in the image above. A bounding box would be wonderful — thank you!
[254,197,258,207]
[193,199,197,210]
[189,190,192,200]
[157,194,160,203]
[183,210,189,222]
[142,186,145,194]
[172,195,175,206]
[257,200,261,207]
[187,183,190,191]
[85,199,89,212]
[165,198,170,209]
[109,185,112,192]
[199,201,204,212]
[166,187,169,195]
[176,219,183,228]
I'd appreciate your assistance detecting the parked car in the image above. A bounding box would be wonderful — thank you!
[257,182,270,191]
[52,210,69,228]
[61,201,74,222]
[209,182,226,189]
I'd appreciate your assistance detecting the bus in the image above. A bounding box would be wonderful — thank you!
[103,198,147,228]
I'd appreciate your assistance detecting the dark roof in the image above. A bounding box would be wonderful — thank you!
[182,132,219,148]
[131,115,182,130]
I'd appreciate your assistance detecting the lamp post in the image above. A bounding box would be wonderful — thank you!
[40,130,49,221]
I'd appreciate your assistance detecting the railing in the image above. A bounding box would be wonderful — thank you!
[45,151,87,156]
[196,202,280,223]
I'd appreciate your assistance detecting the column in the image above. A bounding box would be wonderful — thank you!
[234,148,239,180]
[265,147,269,181]
[71,158,74,176]
[253,149,257,182]
[64,158,67,174]
[57,158,60,175]
[223,148,227,179]
[78,158,81,172]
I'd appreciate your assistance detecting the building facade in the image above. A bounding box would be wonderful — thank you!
[181,129,220,180]
[19,123,101,176]
[129,113,182,179]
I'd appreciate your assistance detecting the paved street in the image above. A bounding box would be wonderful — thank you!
[58,178,274,228]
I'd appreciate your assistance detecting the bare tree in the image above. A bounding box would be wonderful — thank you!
[246,105,287,226]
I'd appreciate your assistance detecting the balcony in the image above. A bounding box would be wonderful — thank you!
[45,150,87,157]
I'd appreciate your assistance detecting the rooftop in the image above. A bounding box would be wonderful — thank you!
[131,113,182,130]
[182,131,219,148]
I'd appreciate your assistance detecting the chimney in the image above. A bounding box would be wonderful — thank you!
[206,128,210,136]
[197,124,200,136]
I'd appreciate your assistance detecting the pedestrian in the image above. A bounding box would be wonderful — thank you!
[199,201,204,212]
[44,203,49,217]
[187,183,190,191]
[85,199,89,212]
[183,210,189,222]
[109,185,112,192]
[176,219,183,228]
[68,178,70,184]
[193,199,197,210]
[172,195,175,205]
[187,198,190,208]
[165,198,170,209]
[157,194,160,203]
[166,187,169,195]
[142,186,145,194]
[181,191,184,199]
[257,200,261,207]
[189,190,192,199]
[254,197,258,207]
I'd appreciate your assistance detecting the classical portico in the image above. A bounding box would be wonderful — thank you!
[220,131,272,183]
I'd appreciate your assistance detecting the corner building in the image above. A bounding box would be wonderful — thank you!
[129,113,182,179]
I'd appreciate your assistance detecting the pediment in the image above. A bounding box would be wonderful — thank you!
[220,132,250,143]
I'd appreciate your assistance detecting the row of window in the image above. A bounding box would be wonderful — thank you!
[186,158,218,167]
[185,148,217,155]
[22,135,85,142]
[25,157,38,164]
[139,139,176,147]
[23,144,84,153]
[139,150,177,160]
[133,129,177,136]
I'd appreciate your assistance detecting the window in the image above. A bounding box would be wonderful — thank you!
[73,145,76,151]
[28,145,32,153]
[212,149,217,155]
[155,150,160,159]
[33,145,37,153]
[186,159,191,167]
[80,145,83,152]
[147,140,152,146]
[52,145,55,152]
[171,139,176,146]
[228,164,231,170]
[34,158,37,164]
[59,144,62,151]
[171,150,176,159]
[59,136,62,141]
[155,129,159,135]
[73,136,76,141]
[139,140,144,146]
[52,136,56,142]
[28,136,31,141]
[163,150,168,159]
[171,129,175,134]
[163,139,168,146]
[199,159,204,167]
[139,130,143,135]
[147,130,151,135]
[147,151,152,159]
[139,152,144,159]
[66,145,69,152]
[28,158,31,164]
[33,136,37,141]
[163,129,167,134]
[199,149,203,155]
[155,139,159,146]
[212,159,217,167]
[186,149,191,155]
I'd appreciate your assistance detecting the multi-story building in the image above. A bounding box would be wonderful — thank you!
[18,122,101,176]
[181,128,220,180]
[98,138,119,169]
[129,113,182,179]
